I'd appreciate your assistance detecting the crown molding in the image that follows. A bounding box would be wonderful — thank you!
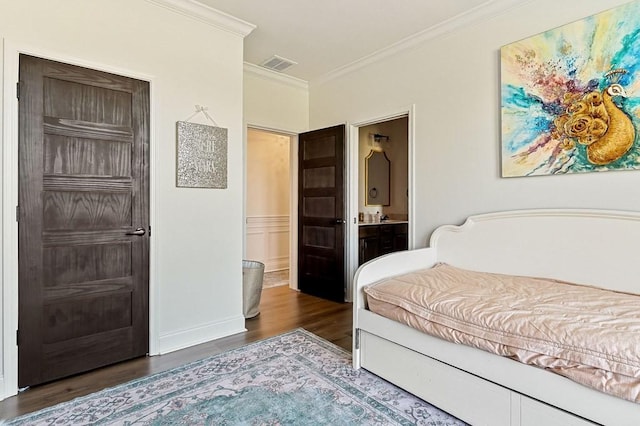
[146,0,256,37]
[312,0,532,86]
[244,62,309,90]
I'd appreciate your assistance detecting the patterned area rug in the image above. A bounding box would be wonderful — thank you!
[5,329,466,425]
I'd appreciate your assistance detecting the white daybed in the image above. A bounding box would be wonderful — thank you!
[353,209,640,426]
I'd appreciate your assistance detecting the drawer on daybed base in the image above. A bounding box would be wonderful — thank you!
[359,331,596,426]
[518,396,594,426]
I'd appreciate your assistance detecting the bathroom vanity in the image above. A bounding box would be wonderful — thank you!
[358,221,408,265]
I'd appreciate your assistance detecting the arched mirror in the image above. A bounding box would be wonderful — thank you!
[365,150,390,206]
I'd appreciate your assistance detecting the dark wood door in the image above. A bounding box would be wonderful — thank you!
[298,125,345,302]
[18,55,150,387]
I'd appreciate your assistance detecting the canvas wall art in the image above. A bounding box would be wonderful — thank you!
[501,1,640,177]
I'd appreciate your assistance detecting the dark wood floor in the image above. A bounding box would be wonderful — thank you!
[0,286,353,420]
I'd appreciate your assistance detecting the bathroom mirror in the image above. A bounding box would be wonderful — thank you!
[365,150,390,206]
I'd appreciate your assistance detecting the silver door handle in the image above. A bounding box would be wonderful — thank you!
[126,227,146,236]
[334,219,346,225]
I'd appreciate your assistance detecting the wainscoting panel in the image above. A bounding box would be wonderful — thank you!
[246,216,290,272]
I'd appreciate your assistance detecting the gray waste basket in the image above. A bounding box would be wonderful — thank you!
[242,260,265,318]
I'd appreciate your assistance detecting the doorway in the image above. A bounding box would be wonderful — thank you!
[347,111,413,301]
[17,55,150,387]
[245,128,293,288]
[358,117,409,224]
[244,125,347,303]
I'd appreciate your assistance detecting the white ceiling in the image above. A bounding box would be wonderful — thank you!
[197,0,526,82]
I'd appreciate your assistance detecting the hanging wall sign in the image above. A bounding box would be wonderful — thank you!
[176,121,228,188]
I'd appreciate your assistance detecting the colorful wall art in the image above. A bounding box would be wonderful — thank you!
[501,1,640,177]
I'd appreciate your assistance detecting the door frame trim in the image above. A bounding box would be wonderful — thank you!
[1,40,158,399]
[347,105,415,302]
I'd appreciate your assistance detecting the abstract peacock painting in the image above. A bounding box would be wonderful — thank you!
[501,1,640,177]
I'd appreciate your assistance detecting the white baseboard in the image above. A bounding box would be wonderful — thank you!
[156,316,246,355]
[266,256,288,272]
[0,320,247,401]
[0,375,7,402]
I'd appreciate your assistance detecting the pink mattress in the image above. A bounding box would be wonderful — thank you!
[364,263,640,402]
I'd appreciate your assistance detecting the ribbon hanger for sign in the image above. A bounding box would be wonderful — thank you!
[183,105,219,127]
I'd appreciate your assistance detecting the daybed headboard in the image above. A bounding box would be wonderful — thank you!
[430,209,640,294]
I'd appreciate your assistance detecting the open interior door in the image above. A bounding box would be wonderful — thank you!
[297,125,345,302]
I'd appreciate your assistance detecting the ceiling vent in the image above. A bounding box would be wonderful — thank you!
[260,55,297,72]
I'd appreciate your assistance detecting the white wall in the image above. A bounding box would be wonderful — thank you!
[246,129,291,217]
[310,0,637,246]
[244,64,309,133]
[1,0,249,399]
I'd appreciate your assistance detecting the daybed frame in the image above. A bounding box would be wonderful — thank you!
[353,209,640,426]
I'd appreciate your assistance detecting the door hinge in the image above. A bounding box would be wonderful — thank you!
[148,225,151,237]
[355,328,361,350]
[16,329,20,346]
[16,82,20,100]
[16,205,20,222]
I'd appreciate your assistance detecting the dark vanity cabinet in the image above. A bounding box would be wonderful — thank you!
[358,222,408,265]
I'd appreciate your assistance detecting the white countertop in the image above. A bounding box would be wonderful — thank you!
[358,220,408,226]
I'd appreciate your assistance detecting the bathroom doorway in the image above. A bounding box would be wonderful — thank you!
[245,128,294,289]
[358,117,409,227]
[347,111,413,301]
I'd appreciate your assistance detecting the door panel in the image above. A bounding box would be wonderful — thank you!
[18,55,150,387]
[298,125,345,302]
